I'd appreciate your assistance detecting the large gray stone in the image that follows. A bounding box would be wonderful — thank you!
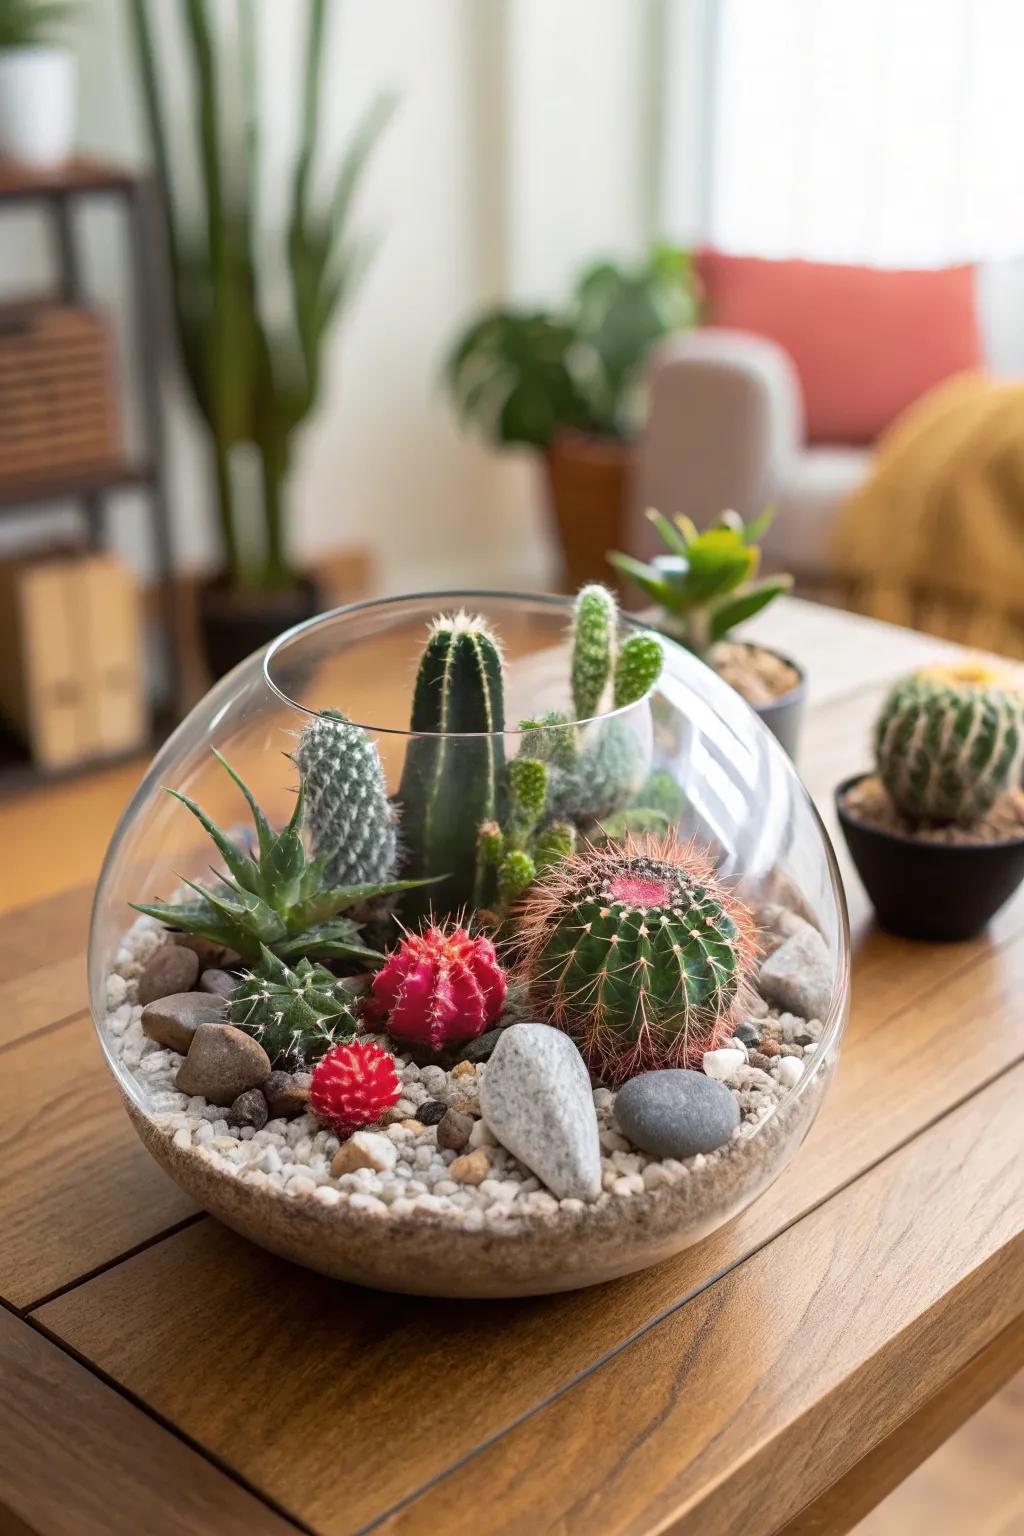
[175,1022,271,1106]
[758,925,832,1022]
[479,1023,601,1202]
[141,991,226,1053]
[615,1069,740,1159]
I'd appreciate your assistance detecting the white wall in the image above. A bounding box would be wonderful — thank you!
[1,0,693,594]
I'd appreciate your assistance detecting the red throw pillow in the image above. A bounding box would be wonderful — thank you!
[695,250,983,445]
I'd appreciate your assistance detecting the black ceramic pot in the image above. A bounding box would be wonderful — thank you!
[835,771,1024,942]
[197,575,322,681]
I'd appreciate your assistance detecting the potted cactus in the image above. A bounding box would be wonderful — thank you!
[836,663,1024,940]
[609,508,804,756]
[129,0,393,678]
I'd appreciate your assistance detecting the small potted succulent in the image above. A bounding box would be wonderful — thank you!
[836,663,1024,941]
[0,1,75,168]
[609,508,803,756]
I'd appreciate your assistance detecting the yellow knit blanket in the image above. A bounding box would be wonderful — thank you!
[832,372,1024,655]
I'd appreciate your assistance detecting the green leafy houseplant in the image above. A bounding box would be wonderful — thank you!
[609,508,793,659]
[128,0,394,596]
[0,1,69,47]
[446,243,697,449]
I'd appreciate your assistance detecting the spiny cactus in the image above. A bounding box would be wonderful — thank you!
[228,945,358,1068]
[875,664,1024,824]
[397,612,506,919]
[572,584,617,717]
[478,755,577,909]
[365,921,507,1050]
[517,834,757,1084]
[297,710,398,888]
[546,717,649,824]
[131,751,432,964]
[614,632,664,708]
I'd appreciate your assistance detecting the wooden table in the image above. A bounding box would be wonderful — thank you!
[1,599,1021,1536]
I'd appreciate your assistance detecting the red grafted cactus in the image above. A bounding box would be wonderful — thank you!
[309,1040,401,1133]
[366,923,507,1050]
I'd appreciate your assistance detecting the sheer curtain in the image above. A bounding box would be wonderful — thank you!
[709,0,1024,265]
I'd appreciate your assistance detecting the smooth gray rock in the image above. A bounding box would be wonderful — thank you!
[480,1023,601,1202]
[137,945,199,1005]
[615,1069,740,1159]
[758,925,832,1022]
[437,1107,473,1151]
[199,967,239,998]
[174,1022,271,1106]
[141,991,226,1053]
[454,1027,504,1065]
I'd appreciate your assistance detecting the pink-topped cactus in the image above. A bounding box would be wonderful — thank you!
[366,922,507,1051]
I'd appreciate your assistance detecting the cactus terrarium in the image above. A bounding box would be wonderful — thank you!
[838,661,1024,941]
[90,590,849,1296]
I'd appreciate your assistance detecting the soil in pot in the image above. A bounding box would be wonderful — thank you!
[198,574,321,680]
[710,639,805,758]
[837,772,1024,942]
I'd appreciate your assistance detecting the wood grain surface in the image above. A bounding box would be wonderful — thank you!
[0,600,1020,1536]
[0,1308,299,1535]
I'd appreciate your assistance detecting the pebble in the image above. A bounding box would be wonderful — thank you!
[418,1065,448,1097]
[758,1039,782,1057]
[748,1051,773,1070]
[174,935,239,971]
[227,1088,269,1130]
[331,1131,398,1176]
[450,1060,477,1080]
[734,1022,761,1046]
[702,1047,746,1082]
[137,944,200,1005]
[759,925,832,1022]
[263,1071,311,1120]
[417,1099,447,1126]
[776,1055,805,1089]
[174,1022,271,1106]
[449,1149,491,1185]
[199,968,238,998]
[141,992,226,1053]
[479,1023,602,1202]
[615,1070,740,1159]
[437,1108,473,1151]
[454,1027,504,1065]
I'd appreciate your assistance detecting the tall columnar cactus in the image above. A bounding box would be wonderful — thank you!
[517,835,757,1084]
[572,584,617,718]
[875,664,1024,824]
[228,945,358,1068]
[297,710,398,887]
[397,613,506,918]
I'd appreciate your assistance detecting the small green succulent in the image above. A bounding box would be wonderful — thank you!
[228,945,359,1068]
[132,750,432,965]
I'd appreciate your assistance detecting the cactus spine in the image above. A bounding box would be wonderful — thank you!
[297,710,398,887]
[398,612,505,918]
[875,664,1024,824]
[228,945,359,1068]
[517,834,756,1084]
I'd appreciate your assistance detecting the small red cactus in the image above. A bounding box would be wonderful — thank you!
[365,922,507,1051]
[309,1039,401,1133]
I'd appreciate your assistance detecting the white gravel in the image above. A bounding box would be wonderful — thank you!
[103,913,826,1230]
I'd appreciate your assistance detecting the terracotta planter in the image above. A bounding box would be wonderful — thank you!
[197,574,321,680]
[543,432,632,591]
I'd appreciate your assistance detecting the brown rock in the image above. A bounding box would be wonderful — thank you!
[437,1107,473,1151]
[173,934,229,970]
[227,1088,269,1130]
[263,1070,311,1120]
[449,1148,490,1185]
[451,1094,481,1118]
[199,967,238,998]
[399,1118,424,1133]
[141,992,226,1053]
[748,1051,773,1071]
[138,945,199,1005]
[174,1023,271,1106]
[758,1039,782,1057]
[450,1060,477,1079]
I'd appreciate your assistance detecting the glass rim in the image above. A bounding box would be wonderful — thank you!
[261,587,667,738]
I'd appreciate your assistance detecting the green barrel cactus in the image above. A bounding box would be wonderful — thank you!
[228,945,359,1068]
[875,664,1024,824]
[297,710,398,887]
[397,612,506,918]
[518,836,756,1084]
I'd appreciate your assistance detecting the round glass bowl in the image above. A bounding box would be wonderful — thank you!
[89,592,850,1297]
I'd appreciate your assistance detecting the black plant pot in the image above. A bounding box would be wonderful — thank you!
[743,644,806,760]
[197,575,322,681]
[835,771,1024,942]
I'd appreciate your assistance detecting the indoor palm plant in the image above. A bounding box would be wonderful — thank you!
[129,0,394,677]
[445,244,698,590]
[0,1,75,166]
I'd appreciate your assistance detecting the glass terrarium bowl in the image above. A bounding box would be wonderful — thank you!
[89,591,850,1297]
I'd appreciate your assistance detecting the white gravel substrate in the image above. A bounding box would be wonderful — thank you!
[102,915,826,1231]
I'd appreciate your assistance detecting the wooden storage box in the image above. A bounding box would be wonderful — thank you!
[0,302,121,484]
[0,552,146,769]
